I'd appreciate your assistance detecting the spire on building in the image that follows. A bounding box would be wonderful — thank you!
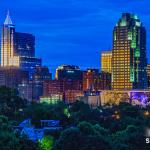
[4,10,13,25]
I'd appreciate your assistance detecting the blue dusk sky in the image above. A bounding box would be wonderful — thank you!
[0,0,150,74]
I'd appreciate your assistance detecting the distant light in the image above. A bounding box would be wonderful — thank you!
[144,111,150,117]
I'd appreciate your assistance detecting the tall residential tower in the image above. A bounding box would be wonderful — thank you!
[112,13,147,90]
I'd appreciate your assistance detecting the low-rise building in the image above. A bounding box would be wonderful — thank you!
[65,90,84,104]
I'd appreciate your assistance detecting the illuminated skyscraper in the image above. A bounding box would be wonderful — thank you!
[1,12,42,78]
[112,13,147,90]
[1,11,19,66]
[101,51,112,73]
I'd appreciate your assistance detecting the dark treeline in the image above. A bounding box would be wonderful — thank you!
[0,86,150,150]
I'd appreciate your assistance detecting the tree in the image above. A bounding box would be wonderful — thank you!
[0,86,27,120]
[77,121,97,135]
[93,124,109,136]
[55,122,112,150]
[0,115,21,150]
[0,131,20,150]
[112,125,149,150]
[54,127,81,150]
[0,115,12,131]
[38,136,54,150]
[24,102,68,127]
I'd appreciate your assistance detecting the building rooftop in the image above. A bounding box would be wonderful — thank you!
[4,11,13,25]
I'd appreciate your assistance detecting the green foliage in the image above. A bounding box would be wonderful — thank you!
[112,125,149,150]
[0,115,12,131]
[23,102,68,127]
[54,127,81,150]
[93,124,109,136]
[0,86,150,150]
[0,115,20,150]
[77,121,96,135]
[0,131,20,150]
[39,136,54,150]
[0,86,27,121]
[54,122,111,150]
[19,136,39,150]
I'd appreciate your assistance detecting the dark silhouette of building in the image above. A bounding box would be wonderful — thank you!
[14,32,35,57]
[0,67,29,89]
[55,65,83,81]
[32,66,52,100]
[33,66,52,82]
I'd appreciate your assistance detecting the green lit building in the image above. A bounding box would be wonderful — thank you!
[40,95,63,104]
[112,13,147,90]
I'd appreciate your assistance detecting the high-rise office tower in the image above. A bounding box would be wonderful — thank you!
[1,12,42,79]
[14,32,35,57]
[1,11,19,66]
[101,51,112,73]
[112,13,147,90]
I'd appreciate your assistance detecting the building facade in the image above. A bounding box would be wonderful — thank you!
[64,90,83,104]
[55,65,83,81]
[43,79,82,96]
[33,66,52,82]
[98,72,111,90]
[14,32,35,57]
[18,81,33,102]
[101,51,112,73]
[1,12,19,67]
[43,80,64,96]
[32,66,52,100]
[83,69,99,91]
[19,57,42,79]
[112,13,147,90]
[0,67,29,89]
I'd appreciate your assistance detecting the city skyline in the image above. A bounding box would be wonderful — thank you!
[0,2,150,149]
[1,1,150,75]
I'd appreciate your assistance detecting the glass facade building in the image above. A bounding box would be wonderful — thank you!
[14,32,35,57]
[19,56,42,79]
[112,13,147,90]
